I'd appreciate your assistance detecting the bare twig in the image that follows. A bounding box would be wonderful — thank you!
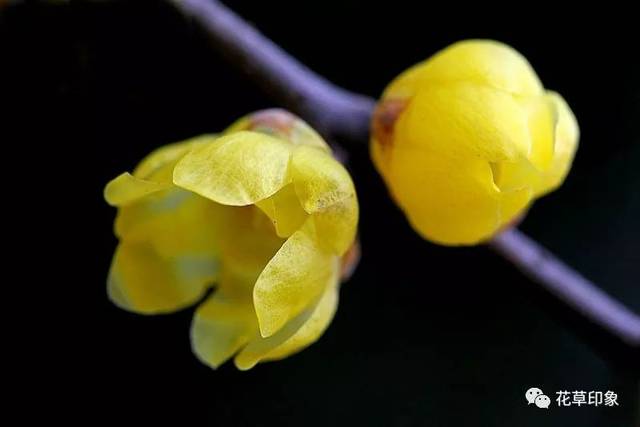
[490,229,640,347]
[170,0,374,141]
[169,0,640,348]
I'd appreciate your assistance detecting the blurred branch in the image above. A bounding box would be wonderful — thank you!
[169,0,640,349]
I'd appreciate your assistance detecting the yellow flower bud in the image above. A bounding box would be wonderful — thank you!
[104,109,359,370]
[371,40,579,245]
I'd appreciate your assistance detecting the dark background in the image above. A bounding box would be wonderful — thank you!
[5,1,638,425]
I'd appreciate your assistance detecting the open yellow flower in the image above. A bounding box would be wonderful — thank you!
[371,40,579,245]
[104,110,359,370]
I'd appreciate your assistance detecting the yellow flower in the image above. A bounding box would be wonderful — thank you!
[104,110,359,370]
[371,40,579,245]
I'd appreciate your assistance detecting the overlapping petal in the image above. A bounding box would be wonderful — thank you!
[133,136,217,182]
[104,173,169,207]
[235,280,339,370]
[224,108,330,151]
[173,131,292,206]
[255,184,309,238]
[522,94,557,171]
[396,82,531,162]
[105,111,359,369]
[108,240,218,314]
[253,220,337,337]
[538,92,580,194]
[191,277,258,369]
[192,266,339,371]
[106,137,224,314]
[372,39,579,245]
[291,146,358,255]
[389,147,501,244]
[107,189,224,314]
[384,39,543,100]
[105,135,215,208]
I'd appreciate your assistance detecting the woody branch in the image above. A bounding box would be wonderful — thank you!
[169,0,640,350]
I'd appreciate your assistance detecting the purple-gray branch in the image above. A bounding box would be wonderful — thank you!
[171,0,373,141]
[491,229,640,347]
[170,0,640,349]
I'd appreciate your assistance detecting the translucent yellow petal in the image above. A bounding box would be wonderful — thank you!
[190,212,284,369]
[107,240,218,314]
[259,284,338,363]
[253,220,337,337]
[105,136,214,207]
[173,131,292,206]
[214,205,284,278]
[190,282,258,369]
[291,146,358,255]
[133,135,217,181]
[291,146,355,214]
[235,277,339,370]
[114,189,226,258]
[104,173,169,207]
[311,202,358,256]
[224,109,330,151]
[389,147,501,245]
[146,197,224,260]
[538,91,580,195]
[255,184,309,238]
[114,188,185,241]
[396,83,530,162]
[385,39,543,99]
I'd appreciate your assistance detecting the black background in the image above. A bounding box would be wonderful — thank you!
[5,1,639,425]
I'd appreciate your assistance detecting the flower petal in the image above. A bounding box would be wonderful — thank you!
[389,147,501,245]
[133,135,217,181]
[385,40,543,99]
[104,173,169,207]
[538,91,580,195]
[310,202,358,256]
[107,240,218,314]
[253,220,337,337]
[190,284,258,369]
[255,184,309,238]
[500,186,533,223]
[235,277,339,370]
[173,131,292,206]
[257,284,338,363]
[490,158,540,194]
[216,205,285,278]
[114,189,226,258]
[224,109,330,151]
[291,146,358,255]
[396,82,531,162]
[523,94,557,171]
[105,136,214,207]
